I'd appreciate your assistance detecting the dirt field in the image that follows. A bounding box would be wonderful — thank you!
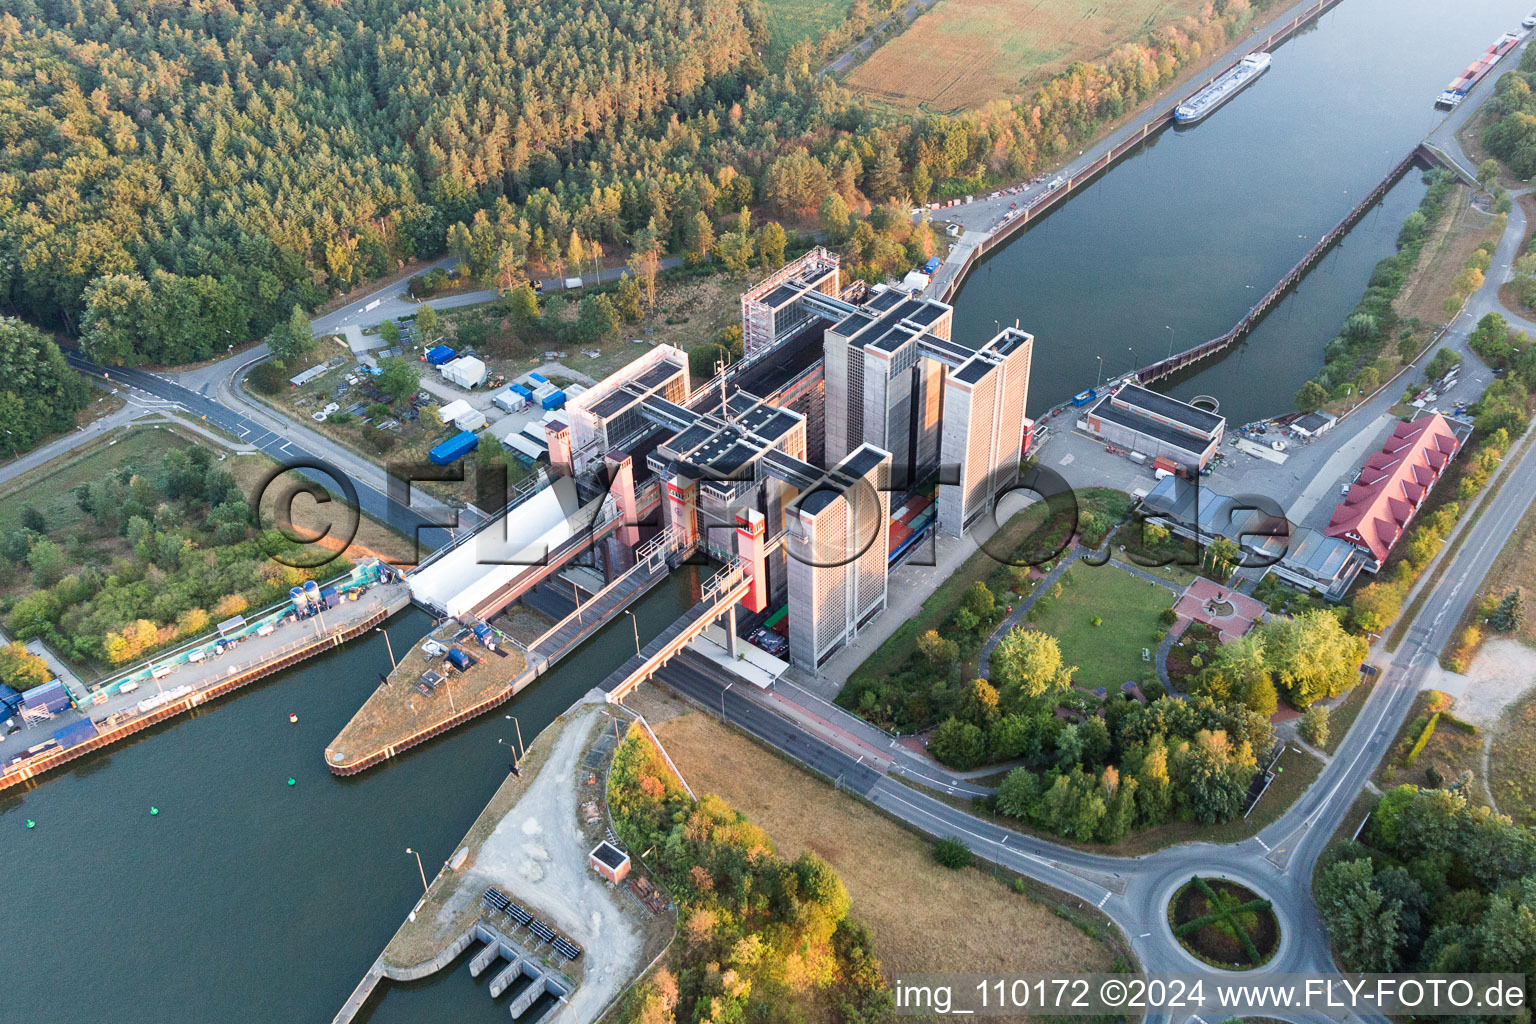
[846,0,1207,110]
[650,707,1117,981]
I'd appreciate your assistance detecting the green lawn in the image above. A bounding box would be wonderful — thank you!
[763,0,855,54]
[0,426,195,536]
[1030,563,1175,689]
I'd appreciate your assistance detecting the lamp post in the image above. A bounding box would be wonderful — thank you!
[405,847,428,893]
[376,626,396,670]
[497,737,521,775]
[1128,346,1138,375]
[1164,325,1175,359]
[573,578,583,624]
[1095,355,1103,389]
[720,681,733,723]
[623,609,640,656]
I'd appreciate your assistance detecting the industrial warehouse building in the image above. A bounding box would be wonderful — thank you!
[1081,384,1225,470]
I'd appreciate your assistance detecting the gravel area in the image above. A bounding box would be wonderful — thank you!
[1436,638,1536,726]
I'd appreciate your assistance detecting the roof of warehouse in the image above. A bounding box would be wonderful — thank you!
[1091,396,1210,455]
[1113,384,1224,434]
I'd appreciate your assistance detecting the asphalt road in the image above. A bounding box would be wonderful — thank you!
[65,352,472,557]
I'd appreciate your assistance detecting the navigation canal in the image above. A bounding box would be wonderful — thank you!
[0,567,701,1024]
[953,0,1518,426]
[4,2,1530,1021]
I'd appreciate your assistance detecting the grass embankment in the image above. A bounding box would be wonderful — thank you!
[1320,675,1373,756]
[1028,561,1175,687]
[224,452,414,566]
[652,709,1125,978]
[329,621,528,765]
[1391,183,1501,353]
[925,745,1324,857]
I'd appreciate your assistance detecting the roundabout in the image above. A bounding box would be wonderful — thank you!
[1166,876,1280,971]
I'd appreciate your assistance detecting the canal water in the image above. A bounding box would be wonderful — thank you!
[5,2,1531,1022]
[953,0,1521,425]
[0,567,700,1024]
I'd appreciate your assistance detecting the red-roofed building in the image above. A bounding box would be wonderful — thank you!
[1325,413,1465,572]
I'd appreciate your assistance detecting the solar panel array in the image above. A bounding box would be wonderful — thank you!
[481,888,582,961]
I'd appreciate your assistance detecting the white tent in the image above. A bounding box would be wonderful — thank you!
[406,475,586,618]
[453,408,487,431]
[435,398,472,424]
[442,356,487,389]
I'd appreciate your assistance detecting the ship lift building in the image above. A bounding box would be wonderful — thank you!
[499,249,1041,672]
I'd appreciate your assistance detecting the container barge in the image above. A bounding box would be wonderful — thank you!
[1174,53,1272,124]
[1436,32,1520,108]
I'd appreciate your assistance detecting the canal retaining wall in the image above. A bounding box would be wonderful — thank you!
[0,592,409,793]
[1137,143,1444,383]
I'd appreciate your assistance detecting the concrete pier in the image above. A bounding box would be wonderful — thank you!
[489,956,525,998]
[509,976,548,1018]
[470,941,501,978]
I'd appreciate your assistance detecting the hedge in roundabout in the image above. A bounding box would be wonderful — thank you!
[1168,876,1279,970]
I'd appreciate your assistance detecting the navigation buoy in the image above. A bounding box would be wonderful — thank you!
[289,713,298,723]
[150,806,159,816]
[26,819,35,829]
[287,777,297,786]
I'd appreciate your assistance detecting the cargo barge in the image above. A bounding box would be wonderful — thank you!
[1436,32,1520,108]
[1174,53,1272,124]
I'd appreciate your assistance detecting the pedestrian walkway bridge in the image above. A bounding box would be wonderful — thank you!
[523,527,677,666]
[601,558,752,702]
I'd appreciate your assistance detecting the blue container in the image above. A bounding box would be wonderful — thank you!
[527,372,549,385]
[429,430,479,465]
[1071,388,1096,407]
[447,649,471,671]
[425,345,457,366]
[922,257,941,274]
[22,680,70,715]
[53,719,99,749]
[510,383,534,399]
[540,389,566,411]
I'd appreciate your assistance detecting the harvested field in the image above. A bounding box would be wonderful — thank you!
[847,0,1207,110]
[651,707,1118,980]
